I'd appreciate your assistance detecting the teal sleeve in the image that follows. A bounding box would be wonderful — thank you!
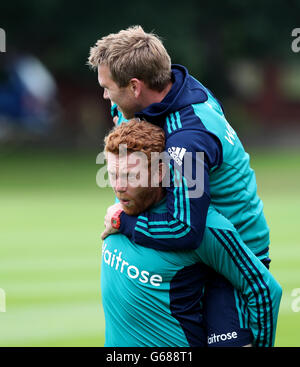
[110,105,125,205]
[110,103,128,125]
[197,227,282,347]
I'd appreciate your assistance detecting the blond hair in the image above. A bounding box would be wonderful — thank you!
[104,119,165,164]
[88,25,171,91]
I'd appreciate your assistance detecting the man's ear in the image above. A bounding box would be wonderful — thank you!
[129,78,142,98]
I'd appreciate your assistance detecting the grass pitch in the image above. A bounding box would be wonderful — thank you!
[0,147,299,346]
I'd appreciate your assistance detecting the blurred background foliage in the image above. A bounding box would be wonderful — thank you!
[1,0,300,146]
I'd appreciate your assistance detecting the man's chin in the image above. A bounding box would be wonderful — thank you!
[122,206,140,216]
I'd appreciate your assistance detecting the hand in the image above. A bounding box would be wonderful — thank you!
[101,203,123,240]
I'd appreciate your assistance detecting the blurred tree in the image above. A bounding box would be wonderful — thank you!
[1,0,299,103]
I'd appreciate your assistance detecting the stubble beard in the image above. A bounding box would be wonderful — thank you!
[121,188,157,216]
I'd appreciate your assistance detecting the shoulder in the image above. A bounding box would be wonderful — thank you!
[102,233,131,251]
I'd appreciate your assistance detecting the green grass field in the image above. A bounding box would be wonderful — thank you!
[0,147,299,347]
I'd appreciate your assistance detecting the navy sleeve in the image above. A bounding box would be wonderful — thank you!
[119,129,222,250]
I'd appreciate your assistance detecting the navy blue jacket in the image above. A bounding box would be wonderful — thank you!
[118,64,269,255]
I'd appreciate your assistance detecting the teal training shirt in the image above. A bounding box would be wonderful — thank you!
[192,90,269,255]
[101,199,282,347]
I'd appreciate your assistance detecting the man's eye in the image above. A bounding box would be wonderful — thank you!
[128,173,140,182]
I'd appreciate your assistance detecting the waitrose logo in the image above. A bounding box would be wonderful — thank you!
[207,331,238,345]
[102,242,163,287]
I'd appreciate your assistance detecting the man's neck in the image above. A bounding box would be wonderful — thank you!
[140,81,173,109]
[151,188,166,207]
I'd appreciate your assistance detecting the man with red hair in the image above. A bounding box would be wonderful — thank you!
[101,119,281,347]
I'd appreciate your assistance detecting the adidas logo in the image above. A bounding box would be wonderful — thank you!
[167,147,186,166]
